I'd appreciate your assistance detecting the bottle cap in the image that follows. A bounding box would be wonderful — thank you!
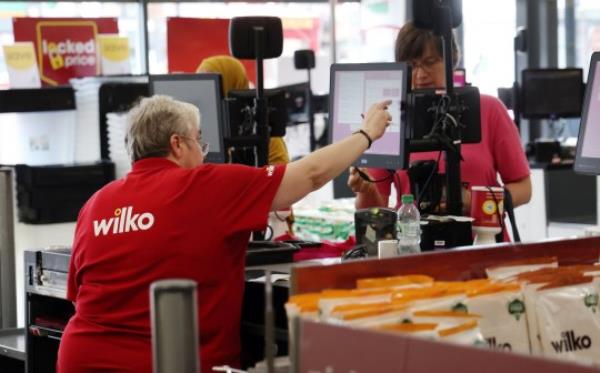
[401,194,414,204]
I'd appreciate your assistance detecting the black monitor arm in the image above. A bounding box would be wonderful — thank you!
[252,26,269,167]
[424,3,463,215]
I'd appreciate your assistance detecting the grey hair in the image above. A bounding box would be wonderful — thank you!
[125,95,201,162]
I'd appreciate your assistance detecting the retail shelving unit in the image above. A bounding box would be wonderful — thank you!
[289,236,600,372]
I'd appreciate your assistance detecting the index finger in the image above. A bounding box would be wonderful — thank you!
[377,100,392,109]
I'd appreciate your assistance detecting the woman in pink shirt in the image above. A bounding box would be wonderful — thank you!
[348,22,531,221]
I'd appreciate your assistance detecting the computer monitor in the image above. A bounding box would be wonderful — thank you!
[575,52,600,175]
[313,93,329,114]
[227,89,288,138]
[279,82,310,125]
[521,68,584,119]
[328,63,408,170]
[149,74,225,163]
[408,86,481,144]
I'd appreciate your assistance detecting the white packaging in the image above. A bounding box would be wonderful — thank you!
[356,274,434,290]
[378,323,439,340]
[318,291,392,321]
[284,301,318,322]
[536,277,600,365]
[486,258,558,282]
[404,293,468,313]
[522,281,552,355]
[410,310,480,330]
[438,321,487,347]
[335,305,409,328]
[284,300,319,359]
[467,287,530,353]
[285,292,323,322]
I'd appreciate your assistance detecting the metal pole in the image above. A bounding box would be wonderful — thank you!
[290,316,300,373]
[254,27,269,168]
[140,0,150,74]
[151,279,199,373]
[329,0,337,63]
[565,0,576,67]
[445,145,462,216]
[0,168,16,328]
[255,28,265,99]
[307,70,316,151]
[265,270,274,373]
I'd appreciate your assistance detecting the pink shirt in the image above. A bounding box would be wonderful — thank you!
[370,94,530,209]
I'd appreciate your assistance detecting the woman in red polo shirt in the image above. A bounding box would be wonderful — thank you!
[57,95,392,372]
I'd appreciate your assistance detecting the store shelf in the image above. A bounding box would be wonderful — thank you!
[289,236,600,372]
[0,87,74,113]
[290,236,600,294]
[0,328,25,361]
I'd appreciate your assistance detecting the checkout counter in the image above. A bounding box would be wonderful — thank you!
[0,329,24,372]
[514,161,598,242]
[15,245,301,373]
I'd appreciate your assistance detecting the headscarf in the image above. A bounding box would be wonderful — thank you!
[196,55,249,95]
[197,55,289,165]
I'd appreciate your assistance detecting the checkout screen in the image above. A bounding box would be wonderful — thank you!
[581,61,600,159]
[331,70,404,156]
[151,79,222,153]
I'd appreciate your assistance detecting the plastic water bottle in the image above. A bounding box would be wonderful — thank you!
[397,194,421,255]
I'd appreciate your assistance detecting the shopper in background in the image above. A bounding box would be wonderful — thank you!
[56,94,392,373]
[197,55,289,165]
[348,22,531,230]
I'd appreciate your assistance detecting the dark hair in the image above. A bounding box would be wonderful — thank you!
[394,22,461,68]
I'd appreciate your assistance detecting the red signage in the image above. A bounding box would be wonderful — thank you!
[167,17,257,84]
[282,18,320,52]
[13,18,119,85]
[167,17,321,87]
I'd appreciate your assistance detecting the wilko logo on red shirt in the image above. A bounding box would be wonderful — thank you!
[93,206,155,237]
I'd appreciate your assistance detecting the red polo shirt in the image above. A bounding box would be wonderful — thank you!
[57,158,286,373]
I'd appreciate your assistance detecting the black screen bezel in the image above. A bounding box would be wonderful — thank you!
[328,62,409,170]
[575,53,600,175]
[521,68,584,119]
